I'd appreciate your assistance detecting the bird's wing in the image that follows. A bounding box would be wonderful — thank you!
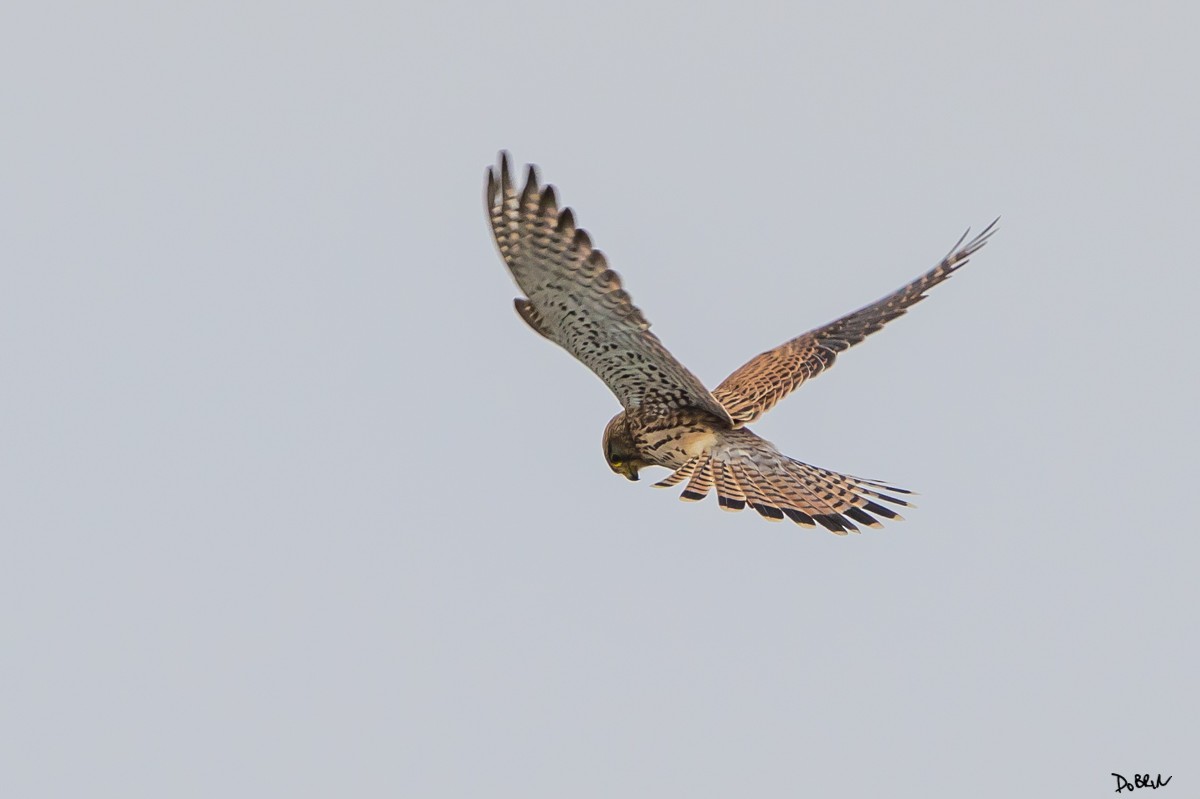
[486,152,733,424]
[711,222,997,426]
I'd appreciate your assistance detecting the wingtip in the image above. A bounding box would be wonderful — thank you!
[944,227,972,260]
[519,163,540,208]
[939,218,999,269]
[556,207,576,234]
[971,216,1000,244]
[499,151,513,195]
[539,184,558,215]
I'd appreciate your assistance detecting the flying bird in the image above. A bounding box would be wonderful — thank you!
[486,152,995,533]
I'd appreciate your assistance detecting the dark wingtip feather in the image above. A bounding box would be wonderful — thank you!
[485,166,497,207]
[519,165,539,208]
[556,207,576,233]
[944,217,1000,270]
[539,184,558,215]
[944,227,971,260]
[499,151,513,195]
[971,216,1001,249]
[680,489,707,503]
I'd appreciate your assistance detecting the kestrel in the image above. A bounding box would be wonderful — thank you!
[486,152,995,533]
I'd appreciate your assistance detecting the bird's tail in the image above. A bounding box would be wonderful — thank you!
[654,454,912,534]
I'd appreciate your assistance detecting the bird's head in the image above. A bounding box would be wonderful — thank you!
[603,411,647,481]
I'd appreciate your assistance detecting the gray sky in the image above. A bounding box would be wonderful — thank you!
[2,1,1197,797]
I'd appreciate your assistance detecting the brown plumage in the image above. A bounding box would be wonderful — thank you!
[486,152,996,533]
[711,228,993,426]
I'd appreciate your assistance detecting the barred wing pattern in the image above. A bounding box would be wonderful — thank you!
[712,221,998,426]
[653,428,913,534]
[486,153,733,424]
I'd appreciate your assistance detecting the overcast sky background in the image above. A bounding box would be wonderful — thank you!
[2,2,1197,797]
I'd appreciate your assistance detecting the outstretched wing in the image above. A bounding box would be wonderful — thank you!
[486,152,733,424]
[712,221,998,426]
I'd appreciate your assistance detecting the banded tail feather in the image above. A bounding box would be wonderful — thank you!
[680,458,716,502]
[731,461,787,522]
[713,462,747,511]
[654,453,910,534]
[653,457,700,488]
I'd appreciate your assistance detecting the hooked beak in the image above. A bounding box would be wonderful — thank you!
[621,463,640,481]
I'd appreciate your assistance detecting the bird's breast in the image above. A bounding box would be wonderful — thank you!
[636,420,720,468]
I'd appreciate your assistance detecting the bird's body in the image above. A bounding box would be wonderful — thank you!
[486,152,995,533]
[604,406,721,476]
